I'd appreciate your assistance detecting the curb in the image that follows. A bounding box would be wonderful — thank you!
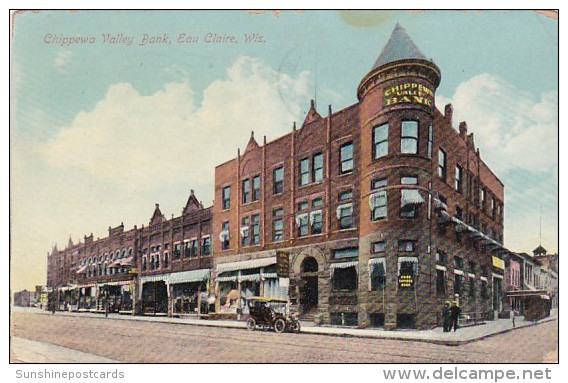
[29,309,557,346]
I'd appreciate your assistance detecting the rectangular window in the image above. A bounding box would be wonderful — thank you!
[371,241,386,253]
[428,124,433,158]
[241,217,250,246]
[251,214,261,245]
[273,208,284,241]
[222,186,231,210]
[173,243,182,259]
[201,237,211,256]
[298,201,309,211]
[456,206,463,220]
[469,276,476,297]
[371,178,388,221]
[400,176,419,218]
[340,142,354,174]
[334,248,359,259]
[454,256,464,270]
[242,179,251,204]
[312,197,323,208]
[337,204,354,229]
[455,165,463,193]
[252,176,261,201]
[370,261,386,290]
[332,266,358,291]
[401,121,418,154]
[480,188,486,210]
[436,269,446,296]
[339,190,353,201]
[190,239,198,258]
[221,221,230,250]
[313,153,324,182]
[273,167,284,194]
[398,240,415,252]
[183,241,191,258]
[310,210,323,235]
[373,124,389,159]
[438,149,447,181]
[299,158,310,186]
[297,213,309,237]
[454,274,464,295]
[481,280,488,299]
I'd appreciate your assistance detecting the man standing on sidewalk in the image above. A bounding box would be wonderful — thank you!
[449,301,461,332]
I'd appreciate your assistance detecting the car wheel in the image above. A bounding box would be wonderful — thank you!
[274,318,286,333]
[247,318,256,331]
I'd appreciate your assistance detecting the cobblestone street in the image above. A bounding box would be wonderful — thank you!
[10,311,557,363]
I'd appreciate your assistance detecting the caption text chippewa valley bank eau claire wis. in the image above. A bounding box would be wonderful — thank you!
[43,32,265,46]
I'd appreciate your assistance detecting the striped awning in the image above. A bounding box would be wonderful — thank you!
[262,272,278,279]
[330,261,358,269]
[141,273,171,284]
[368,258,386,268]
[239,273,261,282]
[401,189,425,207]
[169,269,210,285]
[108,260,121,268]
[102,280,133,286]
[120,257,135,266]
[77,283,97,288]
[217,256,276,273]
[76,265,88,274]
[216,276,238,283]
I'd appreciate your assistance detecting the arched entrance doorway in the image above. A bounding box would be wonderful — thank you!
[300,257,318,317]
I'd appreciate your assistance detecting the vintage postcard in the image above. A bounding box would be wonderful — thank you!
[9,9,558,371]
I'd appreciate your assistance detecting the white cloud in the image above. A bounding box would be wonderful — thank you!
[436,73,558,174]
[41,56,312,194]
[53,50,72,72]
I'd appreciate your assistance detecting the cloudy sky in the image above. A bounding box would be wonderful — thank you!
[10,10,558,292]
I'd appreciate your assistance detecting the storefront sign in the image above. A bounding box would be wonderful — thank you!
[384,82,434,108]
[398,274,414,288]
[276,251,289,278]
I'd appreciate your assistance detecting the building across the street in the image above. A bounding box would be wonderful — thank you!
[45,24,555,330]
[13,289,36,307]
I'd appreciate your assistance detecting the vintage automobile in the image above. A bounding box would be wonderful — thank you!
[246,297,300,333]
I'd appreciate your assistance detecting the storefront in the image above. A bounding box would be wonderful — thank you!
[77,283,97,312]
[169,269,211,316]
[215,256,287,317]
[140,274,170,315]
[99,280,135,314]
[58,285,79,311]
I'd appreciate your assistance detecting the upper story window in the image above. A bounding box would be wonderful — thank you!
[221,221,230,250]
[400,176,420,218]
[241,217,250,247]
[273,208,284,242]
[455,165,463,193]
[372,241,386,253]
[273,167,284,195]
[373,124,389,159]
[222,186,231,210]
[438,149,447,181]
[371,178,388,221]
[249,214,260,245]
[398,240,416,252]
[299,158,310,186]
[201,236,211,256]
[252,176,261,201]
[312,153,324,182]
[401,121,418,154]
[480,188,486,211]
[339,190,353,202]
[242,179,251,204]
[340,142,354,174]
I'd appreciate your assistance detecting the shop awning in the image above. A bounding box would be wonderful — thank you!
[169,269,210,284]
[76,265,88,274]
[108,260,121,268]
[102,280,133,286]
[120,257,134,266]
[369,257,386,266]
[216,276,238,282]
[262,272,278,279]
[77,283,97,288]
[216,256,276,273]
[239,273,260,282]
[141,274,171,284]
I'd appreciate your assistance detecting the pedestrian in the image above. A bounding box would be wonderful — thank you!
[449,301,461,332]
[441,301,451,332]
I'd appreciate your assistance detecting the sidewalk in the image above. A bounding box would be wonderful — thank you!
[11,337,119,363]
[14,307,557,346]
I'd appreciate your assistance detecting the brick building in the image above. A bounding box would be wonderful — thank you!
[46,190,212,316]
[212,24,508,329]
[46,24,516,329]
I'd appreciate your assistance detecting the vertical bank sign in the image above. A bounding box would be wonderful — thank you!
[276,251,290,278]
[384,82,434,109]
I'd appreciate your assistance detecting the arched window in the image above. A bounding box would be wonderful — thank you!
[301,257,318,273]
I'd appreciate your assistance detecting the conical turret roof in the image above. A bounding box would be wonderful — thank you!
[372,23,428,70]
